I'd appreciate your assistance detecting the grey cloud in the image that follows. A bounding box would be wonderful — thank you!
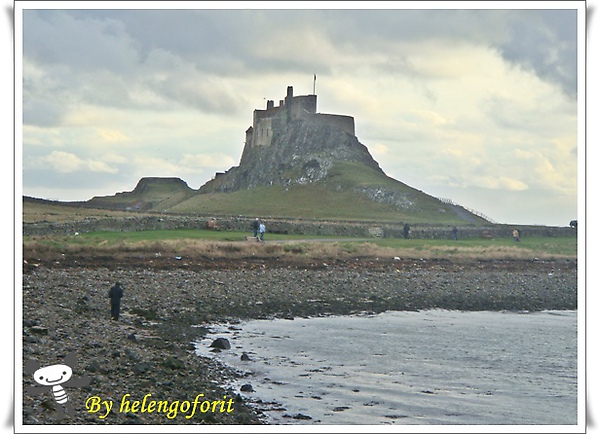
[28,8,578,73]
[63,9,311,75]
[23,166,129,192]
[321,9,501,45]
[480,93,575,135]
[23,98,64,127]
[494,10,578,98]
[23,8,577,117]
[23,10,246,116]
[307,9,577,97]
[24,10,140,73]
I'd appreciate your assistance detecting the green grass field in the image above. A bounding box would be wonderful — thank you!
[23,228,577,260]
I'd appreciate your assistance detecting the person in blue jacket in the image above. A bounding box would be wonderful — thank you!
[259,222,266,241]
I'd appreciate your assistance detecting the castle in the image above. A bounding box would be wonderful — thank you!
[244,86,356,148]
[205,83,383,192]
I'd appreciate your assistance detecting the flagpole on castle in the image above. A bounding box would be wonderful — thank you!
[313,74,316,95]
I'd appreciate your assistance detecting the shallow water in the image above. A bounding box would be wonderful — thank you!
[195,310,578,426]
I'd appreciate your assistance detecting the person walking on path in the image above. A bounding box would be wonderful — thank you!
[451,227,458,241]
[403,223,410,239]
[108,281,124,320]
[259,222,266,241]
[252,218,260,238]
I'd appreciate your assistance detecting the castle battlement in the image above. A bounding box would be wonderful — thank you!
[246,86,355,148]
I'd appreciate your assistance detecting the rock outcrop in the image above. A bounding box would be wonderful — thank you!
[201,119,383,192]
[191,85,487,223]
[199,85,384,193]
[85,177,195,211]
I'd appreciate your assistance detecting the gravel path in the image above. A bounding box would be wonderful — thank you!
[21,255,577,426]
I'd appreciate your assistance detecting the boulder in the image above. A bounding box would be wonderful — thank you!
[209,337,231,350]
[240,352,251,361]
[240,384,254,392]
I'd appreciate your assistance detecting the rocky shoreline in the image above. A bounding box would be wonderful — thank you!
[21,254,577,426]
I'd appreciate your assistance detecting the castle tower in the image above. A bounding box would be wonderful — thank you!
[247,85,353,149]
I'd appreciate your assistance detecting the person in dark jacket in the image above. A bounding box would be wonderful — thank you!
[108,282,124,320]
[251,218,260,238]
[451,227,458,241]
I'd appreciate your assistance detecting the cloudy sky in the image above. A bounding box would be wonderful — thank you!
[15,1,585,227]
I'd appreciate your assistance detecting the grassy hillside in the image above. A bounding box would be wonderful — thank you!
[85,177,195,211]
[22,197,153,223]
[168,162,482,224]
[23,163,488,225]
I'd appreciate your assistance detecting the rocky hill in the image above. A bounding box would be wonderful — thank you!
[83,177,195,211]
[43,85,489,224]
[179,85,487,224]
[200,119,383,192]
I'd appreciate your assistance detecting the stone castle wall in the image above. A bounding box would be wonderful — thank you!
[252,117,274,147]
[311,113,355,136]
[247,87,354,148]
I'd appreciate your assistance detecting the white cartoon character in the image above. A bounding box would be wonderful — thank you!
[25,353,91,418]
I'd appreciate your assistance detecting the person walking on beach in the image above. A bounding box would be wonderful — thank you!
[512,229,520,242]
[259,222,266,241]
[108,281,124,320]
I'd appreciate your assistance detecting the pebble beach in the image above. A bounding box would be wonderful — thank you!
[20,253,577,426]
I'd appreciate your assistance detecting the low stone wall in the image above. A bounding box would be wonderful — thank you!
[23,214,576,239]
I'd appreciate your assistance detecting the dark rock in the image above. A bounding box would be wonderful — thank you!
[210,337,231,350]
[86,360,100,373]
[240,384,254,392]
[23,319,38,327]
[241,352,251,361]
[132,362,152,375]
[285,413,312,420]
[162,356,185,370]
[30,326,48,335]
[125,348,139,361]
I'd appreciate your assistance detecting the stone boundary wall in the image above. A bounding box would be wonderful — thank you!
[23,214,576,239]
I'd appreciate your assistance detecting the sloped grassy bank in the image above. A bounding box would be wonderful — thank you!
[21,253,577,426]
